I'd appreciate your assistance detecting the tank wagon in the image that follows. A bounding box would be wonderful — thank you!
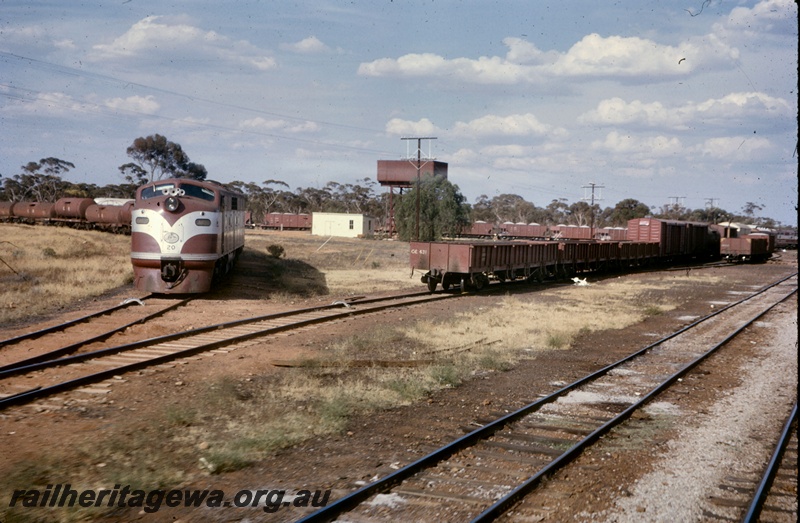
[0,197,133,232]
[54,197,95,221]
[130,178,246,293]
[13,201,57,220]
[84,201,134,233]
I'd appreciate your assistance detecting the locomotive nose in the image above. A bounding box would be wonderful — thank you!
[165,196,180,212]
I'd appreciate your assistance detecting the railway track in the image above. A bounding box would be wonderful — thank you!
[742,403,798,523]
[0,290,461,410]
[0,295,190,369]
[1,293,156,348]
[295,273,797,523]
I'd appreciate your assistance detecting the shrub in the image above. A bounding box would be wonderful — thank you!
[643,305,663,317]
[428,364,462,387]
[267,244,285,258]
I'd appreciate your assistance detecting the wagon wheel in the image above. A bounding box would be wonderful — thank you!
[442,280,451,291]
[460,278,467,293]
[426,277,437,293]
[472,273,487,291]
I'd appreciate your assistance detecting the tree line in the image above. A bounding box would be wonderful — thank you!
[1,134,790,242]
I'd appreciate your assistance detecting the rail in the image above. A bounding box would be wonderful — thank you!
[0,290,459,410]
[296,272,797,523]
[742,402,798,522]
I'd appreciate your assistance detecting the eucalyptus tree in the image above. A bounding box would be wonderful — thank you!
[395,175,470,241]
[119,134,207,185]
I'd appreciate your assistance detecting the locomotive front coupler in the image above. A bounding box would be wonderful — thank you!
[160,258,184,283]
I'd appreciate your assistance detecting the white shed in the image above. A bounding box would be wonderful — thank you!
[311,212,376,238]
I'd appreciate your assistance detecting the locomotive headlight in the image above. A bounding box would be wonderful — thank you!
[165,196,180,212]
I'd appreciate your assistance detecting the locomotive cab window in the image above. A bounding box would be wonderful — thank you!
[180,184,216,202]
[140,183,177,200]
[139,183,216,202]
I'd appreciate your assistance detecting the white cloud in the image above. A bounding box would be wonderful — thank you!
[359,53,535,85]
[11,92,84,116]
[693,92,793,122]
[104,95,159,114]
[502,37,558,65]
[383,113,566,140]
[280,36,330,54]
[0,25,50,48]
[359,32,738,84]
[592,131,683,156]
[240,117,320,134]
[452,113,567,138]
[579,92,791,129]
[551,33,720,77]
[579,98,682,128]
[53,39,76,51]
[90,16,276,71]
[481,144,533,157]
[695,136,773,160]
[385,118,440,136]
[717,0,798,38]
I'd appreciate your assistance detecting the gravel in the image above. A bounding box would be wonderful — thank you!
[599,304,797,522]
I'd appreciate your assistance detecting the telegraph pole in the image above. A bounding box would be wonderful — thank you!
[705,197,720,223]
[668,196,686,206]
[401,137,436,241]
[581,182,604,239]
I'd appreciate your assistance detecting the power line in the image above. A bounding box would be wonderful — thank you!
[0,51,387,135]
[0,82,397,157]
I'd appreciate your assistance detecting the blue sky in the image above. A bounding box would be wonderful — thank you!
[1,0,797,225]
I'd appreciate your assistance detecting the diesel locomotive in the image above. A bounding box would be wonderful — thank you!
[130,178,246,293]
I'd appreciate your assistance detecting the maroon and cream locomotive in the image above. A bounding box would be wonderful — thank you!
[130,178,246,293]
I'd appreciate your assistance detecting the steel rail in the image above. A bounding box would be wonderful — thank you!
[0,291,458,410]
[295,272,797,523]
[0,297,191,373]
[742,402,798,523]
[0,291,435,378]
[0,294,153,348]
[470,286,797,522]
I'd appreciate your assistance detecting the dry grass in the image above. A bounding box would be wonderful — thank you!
[0,226,413,326]
[0,224,133,325]
[0,226,724,503]
[404,278,682,359]
[244,229,418,296]
[164,277,683,474]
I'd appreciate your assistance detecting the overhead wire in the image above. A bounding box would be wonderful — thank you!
[3,52,700,210]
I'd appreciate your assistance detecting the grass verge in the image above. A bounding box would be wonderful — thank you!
[0,224,133,325]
